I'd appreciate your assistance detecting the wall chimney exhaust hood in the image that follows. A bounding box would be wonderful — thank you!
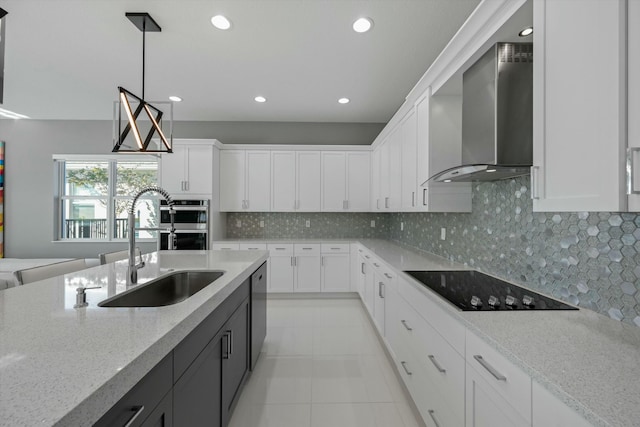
[426,42,533,183]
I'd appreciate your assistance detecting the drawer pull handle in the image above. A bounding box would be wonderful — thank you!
[330,247,341,250]
[365,255,370,259]
[302,247,313,250]
[401,320,412,331]
[384,273,393,279]
[124,405,145,427]
[428,355,446,373]
[400,361,412,376]
[378,282,385,298]
[428,410,441,427]
[373,262,380,267]
[275,248,286,250]
[361,263,366,274]
[473,355,507,381]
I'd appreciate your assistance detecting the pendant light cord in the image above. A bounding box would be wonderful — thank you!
[142,17,146,100]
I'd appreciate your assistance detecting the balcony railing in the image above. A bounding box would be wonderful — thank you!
[64,218,129,239]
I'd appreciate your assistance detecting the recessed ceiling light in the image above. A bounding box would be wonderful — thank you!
[338,98,350,104]
[486,169,497,173]
[353,17,373,33]
[169,96,182,102]
[254,96,267,103]
[211,15,231,30]
[0,107,29,119]
[519,26,533,37]
[443,179,452,183]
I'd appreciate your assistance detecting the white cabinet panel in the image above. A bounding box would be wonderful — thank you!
[532,381,592,427]
[321,152,347,211]
[371,148,382,211]
[219,150,246,211]
[161,142,214,196]
[532,0,626,211]
[321,151,369,211]
[296,151,321,211]
[346,152,371,211]
[321,253,350,292]
[220,150,270,211]
[246,151,271,211]
[269,253,295,293]
[628,0,640,210]
[271,151,296,211]
[401,110,418,210]
[387,130,402,210]
[295,255,321,293]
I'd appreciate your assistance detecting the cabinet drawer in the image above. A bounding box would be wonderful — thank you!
[94,353,173,427]
[268,243,294,255]
[294,243,320,255]
[399,275,465,355]
[239,243,267,251]
[466,330,532,422]
[212,243,240,250]
[320,243,350,253]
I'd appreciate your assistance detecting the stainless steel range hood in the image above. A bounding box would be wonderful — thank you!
[427,42,533,183]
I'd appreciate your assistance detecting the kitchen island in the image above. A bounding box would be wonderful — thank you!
[0,249,268,427]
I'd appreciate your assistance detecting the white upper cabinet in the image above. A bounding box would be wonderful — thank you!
[271,151,321,212]
[377,127,402,211]
[271,151,296,211]
[415,89,471,212]
[401,110,418,211]
[220,150,270,211]
[321,151,370,211]
[532,0,628,211]
[628,0,640,211]
[160,141,214,196]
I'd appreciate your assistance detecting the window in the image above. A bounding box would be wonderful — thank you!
[54,156,159,241]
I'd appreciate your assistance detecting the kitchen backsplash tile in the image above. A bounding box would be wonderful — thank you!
[226,212,390,239]
[227,176,640,326]
[388,176,640,326]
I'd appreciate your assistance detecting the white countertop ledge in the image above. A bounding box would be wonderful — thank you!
[0,250,269,427]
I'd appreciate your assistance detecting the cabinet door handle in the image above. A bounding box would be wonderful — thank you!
[123,405,146,427]
[378,282,384,298]
[185,181,189,191]
[222,332,231,359]
[401,320,412,331]
[361,263,365,274]
[321,256,324,266]
[428,355,446,373]
[291,256,294,267]
[364,255,370,259]
[400,361,412,376]
[412,191,415,207]
[423,188,428,206]
[294,256,297,267]
[275,247,286,250]
[302,247,313,250]
[473,355,507,381]
[384,273,393,279]
[428,410,441,427]
[531,166,541,199]
[373,262,380,267]
[627,148,640,194]
[376,198,380,209]
[330,247,340,250]
[385,197,389,208]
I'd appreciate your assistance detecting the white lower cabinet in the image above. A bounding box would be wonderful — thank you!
[320,244,350,292]
[294,244,321,292]
[532,381,591,427]
[267,244,295,292]
[465,331,531,427]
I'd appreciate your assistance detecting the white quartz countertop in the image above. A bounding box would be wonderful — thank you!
[354,239,640,427]
[0,250,268,427]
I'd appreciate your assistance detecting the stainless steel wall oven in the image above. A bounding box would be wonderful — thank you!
[159,200,209,250]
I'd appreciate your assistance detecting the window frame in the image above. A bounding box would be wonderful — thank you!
[53,154,160,242]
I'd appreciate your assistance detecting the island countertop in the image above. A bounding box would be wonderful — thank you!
[0,250,269,427]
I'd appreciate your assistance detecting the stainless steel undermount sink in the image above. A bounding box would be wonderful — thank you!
[98,270,225,308]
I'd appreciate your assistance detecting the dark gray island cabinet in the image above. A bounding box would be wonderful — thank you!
[94,262,267,427]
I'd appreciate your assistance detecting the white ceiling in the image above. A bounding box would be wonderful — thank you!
[0,0,481,123]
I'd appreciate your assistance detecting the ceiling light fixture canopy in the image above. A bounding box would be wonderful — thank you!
[112,12,172,154]
[211,15,231,30]
[353,17,373,33]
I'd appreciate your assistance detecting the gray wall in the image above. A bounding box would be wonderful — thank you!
[0,119,382,258]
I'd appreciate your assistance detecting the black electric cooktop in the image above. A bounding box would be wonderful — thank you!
[404,270,578,311]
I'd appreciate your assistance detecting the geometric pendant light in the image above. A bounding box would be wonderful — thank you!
[112,12,172,153]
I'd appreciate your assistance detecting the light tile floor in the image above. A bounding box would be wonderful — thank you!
[228,298,422,427]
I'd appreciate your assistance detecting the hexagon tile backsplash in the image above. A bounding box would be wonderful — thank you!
[387,176,640,326]
[228,176,640,326]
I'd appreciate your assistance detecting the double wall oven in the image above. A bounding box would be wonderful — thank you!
[159,199,209,250]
